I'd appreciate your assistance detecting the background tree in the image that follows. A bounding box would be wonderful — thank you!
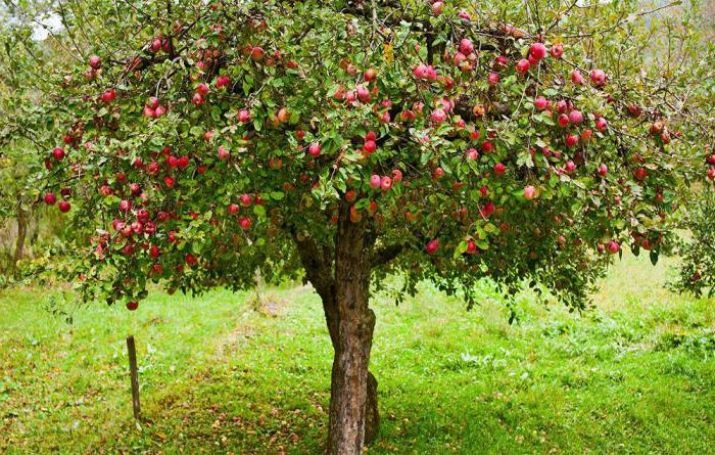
[0,19,60,277]
[26,0,708,453]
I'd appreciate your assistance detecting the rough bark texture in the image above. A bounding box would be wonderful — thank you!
[327,207,375,455]
[293,205,380,454]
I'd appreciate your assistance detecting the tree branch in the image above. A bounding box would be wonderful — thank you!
[372,243,404,268]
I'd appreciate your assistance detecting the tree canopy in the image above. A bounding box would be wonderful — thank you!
[25,0,706,311]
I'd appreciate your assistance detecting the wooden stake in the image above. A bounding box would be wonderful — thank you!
[126,335,141,420]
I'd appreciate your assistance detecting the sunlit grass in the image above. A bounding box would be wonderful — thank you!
[1,254,714,453]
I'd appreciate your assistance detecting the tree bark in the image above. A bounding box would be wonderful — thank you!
[327,208,375,455]
[12,202,28,274]
[293,212,380,453]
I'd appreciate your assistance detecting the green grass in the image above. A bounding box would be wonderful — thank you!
[1,255,715,454]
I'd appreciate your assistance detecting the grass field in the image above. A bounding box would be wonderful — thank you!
[1,254,714,454]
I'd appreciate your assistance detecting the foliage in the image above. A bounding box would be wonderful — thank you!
[23,0,707,310]
[0,13,72,276]
[672,190,715,297]
[2,256,715,453]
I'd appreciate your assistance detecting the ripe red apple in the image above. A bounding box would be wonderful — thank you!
[58,200,71,213]
[607,240,620,254]
[192,92,205,106]
[216,75,231,89]
[126,300,139,311]
[480,201,495,218]
[380,176,392,191]
[465,148,479,160]
[558,114,570,128]
[515,59,530,74]
[238,109,251,123]
[465,239,477,254]
[52,147,66,161]
[571,69,584,85]
[43,192,57,205]
[425,238,440,255]
[524,185,537,200]
[550,44,564,59]
[250,46,265,61]
[308,142,321,157]
[487,72,500,85]
[277,107,290,123]
[430,108,447,124]
[534,96,549,111]
[101,89,117,103]
[565,160,577,173]
[217,145,230,160]
[363,140,377,154]
[590,69,606,86]
[565,134,579,148]
[598,163,608,177]
[238,193,253,207]
[529,42,547,61]
[146,96,159,110]
[196,83,210,96]
[459,38,474,55]
[595,117,608,132]
[568,110,584,125]
[185,253,198,266]
[88,55,101,69]
[150,37,162,53]
[556,100,568,114]
[369,174,381,190]
[238,216,252,230]
[633,167,648,181]
[431,1,444,15]
[494,162,506,176]
[364,68,377,82]
[355,85,370,103]
[627,104,642,118]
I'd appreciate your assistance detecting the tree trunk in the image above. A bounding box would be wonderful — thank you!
[327,210,376,455]
[12,202,28,274]
[293,209,380,453]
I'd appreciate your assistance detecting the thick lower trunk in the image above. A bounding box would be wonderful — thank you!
[293,208,380,454]
[320,294,380,449]
[327,307,375,454]
[325,206,377,455]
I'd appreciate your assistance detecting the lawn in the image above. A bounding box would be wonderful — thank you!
[1,254,714,454]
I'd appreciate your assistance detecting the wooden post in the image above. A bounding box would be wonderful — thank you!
[126,336,141,420]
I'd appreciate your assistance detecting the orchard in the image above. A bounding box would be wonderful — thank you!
[22,0,714,453]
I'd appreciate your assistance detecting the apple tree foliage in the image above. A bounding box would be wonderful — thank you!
[30,0,710,451]
[0,21,69,276]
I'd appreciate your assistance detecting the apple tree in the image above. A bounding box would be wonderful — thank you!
[36,0,703,452]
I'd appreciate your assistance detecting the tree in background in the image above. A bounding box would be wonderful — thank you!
[0,24,51,276]
[23,0,710,452]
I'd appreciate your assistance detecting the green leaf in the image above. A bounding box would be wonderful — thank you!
[253,205,267,217]
[649,249,659,266]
